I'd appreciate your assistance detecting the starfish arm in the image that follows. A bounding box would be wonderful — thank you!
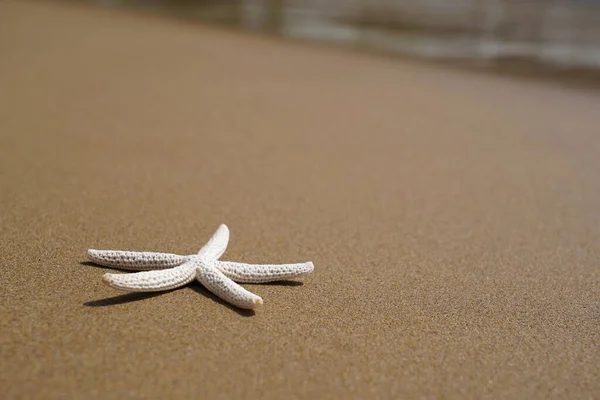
[195,262,263,309]
[215,261,314,283]
[88,249,187,270]
[102,262,197,292]
[197,224,230,261]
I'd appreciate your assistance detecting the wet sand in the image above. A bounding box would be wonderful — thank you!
[1,1,599,398]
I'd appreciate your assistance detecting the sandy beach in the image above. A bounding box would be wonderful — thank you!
[1,1,599,398]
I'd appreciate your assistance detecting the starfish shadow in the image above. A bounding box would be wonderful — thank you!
[188,282,255,317]
[84,291,169,307]
[81,261,103,268]
[80,261,139,272]
[256,280,303,287]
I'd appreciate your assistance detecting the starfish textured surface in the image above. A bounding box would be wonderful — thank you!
[88,224,314,309]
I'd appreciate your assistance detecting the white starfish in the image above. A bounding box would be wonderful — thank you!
[87,224,314,309]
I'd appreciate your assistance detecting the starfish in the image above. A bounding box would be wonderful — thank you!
[87,224,314,309]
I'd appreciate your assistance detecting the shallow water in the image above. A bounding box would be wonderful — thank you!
[90,0,600,68]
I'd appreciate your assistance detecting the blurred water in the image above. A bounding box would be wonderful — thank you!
[91,0,600,69]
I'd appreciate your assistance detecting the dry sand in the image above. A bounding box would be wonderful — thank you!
[1,1,599,398]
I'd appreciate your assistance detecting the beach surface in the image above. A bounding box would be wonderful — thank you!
[1,1,599,398]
